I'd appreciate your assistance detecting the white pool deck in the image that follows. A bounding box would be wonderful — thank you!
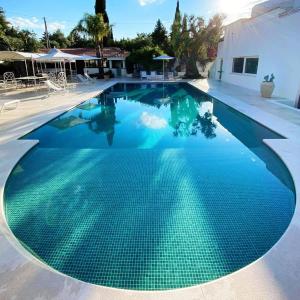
[0,79,300,300]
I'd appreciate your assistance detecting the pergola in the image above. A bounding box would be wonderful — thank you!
[35,48,101,76]
[0,49,101,82]
[0,51,45,77]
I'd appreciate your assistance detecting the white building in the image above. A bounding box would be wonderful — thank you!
[215,0,300,107]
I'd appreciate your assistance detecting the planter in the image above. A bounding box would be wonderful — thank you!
[260,82,275,98]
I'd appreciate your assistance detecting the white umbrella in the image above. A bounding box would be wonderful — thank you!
[35,48,81,62]
[35,48,83,78]
[153,55,175,80]
[0,51,45,77]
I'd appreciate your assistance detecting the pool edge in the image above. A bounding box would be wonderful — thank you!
[0,79,300,300]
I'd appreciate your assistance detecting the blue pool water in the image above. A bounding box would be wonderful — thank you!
[5,83,295,290]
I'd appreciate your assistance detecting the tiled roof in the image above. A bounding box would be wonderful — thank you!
[39,47,129,59]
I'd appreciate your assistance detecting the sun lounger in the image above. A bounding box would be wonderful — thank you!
[84,72,96,82]
[0,80,6,90]
[44,80,66,96]
[77,74,90,84]
[168,72,175,80]
[140,71,148,80]
[149,71,157,80]
[0,100,20,114]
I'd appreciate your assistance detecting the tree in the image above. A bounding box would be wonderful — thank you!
[112,33,153,52]
[95,0,113,46]
[170,0,182,59]
[183,14,224,78]
[68,29,94,48]
[0,7,12,50]
[1,8,41,52]
[42,29,70,49]
[19,30,41,52]
[126,46,163,73]
[75,13,111,77]
[151,19,168,50]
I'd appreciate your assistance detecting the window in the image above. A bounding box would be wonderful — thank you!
[245,58,259,74]
[232,57,244,73]
[232,57,259,75]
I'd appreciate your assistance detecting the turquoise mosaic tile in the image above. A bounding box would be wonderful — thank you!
[4,83,295,290]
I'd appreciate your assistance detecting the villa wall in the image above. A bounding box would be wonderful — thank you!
[215,8,300,106]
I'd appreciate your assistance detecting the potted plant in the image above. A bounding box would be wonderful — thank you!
[261,74,275,98]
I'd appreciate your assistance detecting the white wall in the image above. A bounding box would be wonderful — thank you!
[216,9,300,106]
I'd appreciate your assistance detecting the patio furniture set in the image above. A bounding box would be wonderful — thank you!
[0,71,96,114]
[140,71,184,81]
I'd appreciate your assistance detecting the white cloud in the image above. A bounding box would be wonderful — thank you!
[7,16,66,32]
[140,112,167,129]
[138,0,163,6]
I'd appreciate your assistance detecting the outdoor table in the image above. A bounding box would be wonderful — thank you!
[17,76,48,87]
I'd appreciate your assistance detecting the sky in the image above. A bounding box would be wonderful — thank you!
[0,0,264,40]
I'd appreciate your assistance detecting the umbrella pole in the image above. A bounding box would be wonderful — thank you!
[64,60,67,85]
[24,60,29,77]
[32,59,37,91]
[69,62,72,79]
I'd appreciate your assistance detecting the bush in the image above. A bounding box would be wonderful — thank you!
[126,46,164,73]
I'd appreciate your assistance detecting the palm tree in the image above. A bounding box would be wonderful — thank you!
[76,13,111,78]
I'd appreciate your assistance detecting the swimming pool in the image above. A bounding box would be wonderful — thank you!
[4,83,295,290]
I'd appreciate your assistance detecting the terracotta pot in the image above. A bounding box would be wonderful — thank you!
[260,82,275,98]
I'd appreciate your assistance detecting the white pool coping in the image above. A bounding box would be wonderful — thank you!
[0,79,300,300]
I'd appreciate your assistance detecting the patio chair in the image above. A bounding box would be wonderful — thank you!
[77,74,90,84]
[0,80,6,90]
[3,72,22,89]
[168,72,175,80]
[84,71,96,82]
[47,72,57,83]
[140,71,148,80]
[156,74,164,80]
[57,72,68,89]
[0,100,20,114]
[176,71,185,79]
[149,71,157,80]
[43,80,65,96]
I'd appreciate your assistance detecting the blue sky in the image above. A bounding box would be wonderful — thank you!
[0,0,263,39]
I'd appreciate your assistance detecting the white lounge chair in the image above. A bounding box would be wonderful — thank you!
[44,80,65,96]
[149,71,157,80]
[168,72,175,80]
[156,74,164,80]
[175,71,185,79]
[140,71,148,80]
[77,74,90,84]
[0,80,6,90]
[0,100,20,114]
[84,72,96,82]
